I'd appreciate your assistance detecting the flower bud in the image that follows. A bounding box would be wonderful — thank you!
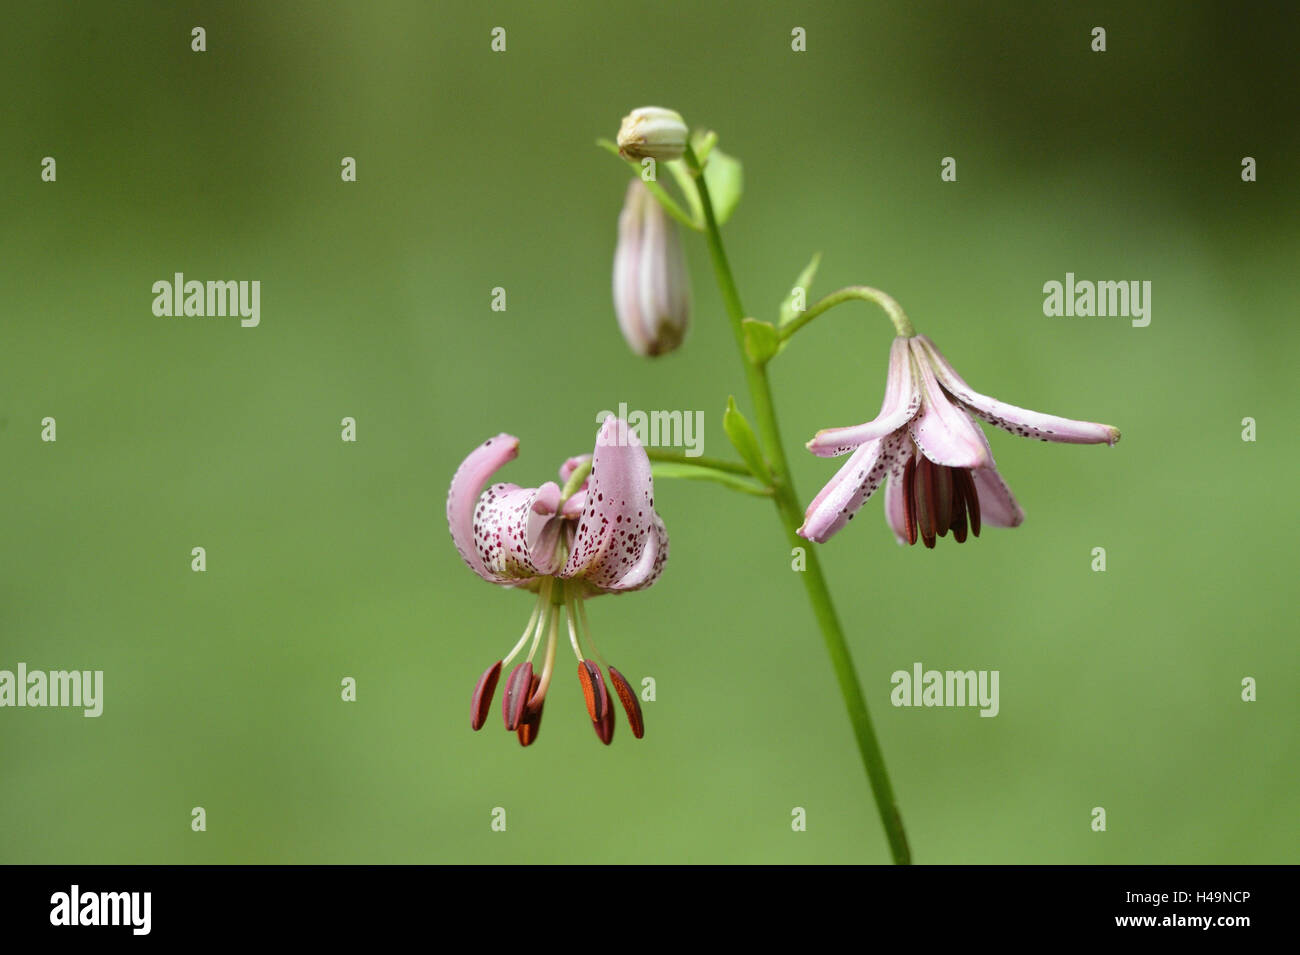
[616,106,688,161]
[613,180,691,357]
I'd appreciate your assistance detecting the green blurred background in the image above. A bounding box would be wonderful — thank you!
[2,1,1296,864]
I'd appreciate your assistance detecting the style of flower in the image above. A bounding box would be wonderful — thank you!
[798,335,1120,547]
[446,416,667,745]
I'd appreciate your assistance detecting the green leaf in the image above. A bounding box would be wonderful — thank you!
[778,252,822,327]
[723,397,771,482]
[690,129,719,164]
[650,462,770,496]
[742,317,780,365]
[667,147,743,227]
[705,148,743,225]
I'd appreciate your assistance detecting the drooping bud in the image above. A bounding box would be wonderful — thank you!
[616,106,688,161]
[613,180,691,357]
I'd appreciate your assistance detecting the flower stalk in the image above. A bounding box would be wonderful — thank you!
[780,285,916,341]
[683,145,912,864]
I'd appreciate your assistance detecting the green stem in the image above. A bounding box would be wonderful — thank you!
[685,145,912,864]
[650,463,771,497]
[645,448,753,476]
[597,139,700,230]
[780,286,914,342]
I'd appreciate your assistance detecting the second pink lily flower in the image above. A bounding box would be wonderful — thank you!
[798,335,1120,548]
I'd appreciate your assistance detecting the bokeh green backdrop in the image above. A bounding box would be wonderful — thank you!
[2,1,1296,863]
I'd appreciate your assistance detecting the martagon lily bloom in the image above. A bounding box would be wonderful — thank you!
[798,335,1120,547]
[447,416,667,746]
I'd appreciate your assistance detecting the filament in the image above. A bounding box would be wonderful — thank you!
[524,578,553,664]
[575,598,609,671]
[533,599,561,702]
[565,587,585,661]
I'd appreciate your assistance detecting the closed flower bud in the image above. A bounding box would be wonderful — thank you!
[613,180,691,357]
[616,106,688,161]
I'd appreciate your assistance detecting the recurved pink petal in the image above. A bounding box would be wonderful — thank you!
[447,434,520,582]
[560,417,659,591]
[907,339,991,469]
[602,513,668,592]
[473,481,563,580]
[560,488,587,519]
[970,466,1025,528]
[883,467,911,545]
[806,336,920,457]
[916,335,1120,446]
[797,433,907,544]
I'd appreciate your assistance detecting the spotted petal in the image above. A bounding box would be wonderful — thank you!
[916,335,1120,446]
[447,433,519,582]
[560,417,661,591]
[907,338,991,469]
[605,513,668,592]
[883,467,911,545]
[961,427,1024,528]
[473,481,563,580]
[560,488,587,519]
[970,466,1025,528]
[806,336,919,457]
[797,432,907,543]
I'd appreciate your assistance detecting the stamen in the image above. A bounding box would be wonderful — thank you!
[501,662,534,731]
[524,578,553,664]
[516,673,543,746]
[594,702,615,745]
[575,598,609,672]
[901,456,918,546]
[564,587,585,662]
[608,666,645,739]
[471,661,502,731]
[502,584,547,668]
[915,457,937,549]
[572,597,617,744]
[933,465,953,538]
[949,472,969,543]
[954,469,980,536]
[577,660,609,723]
[529,601,561,710]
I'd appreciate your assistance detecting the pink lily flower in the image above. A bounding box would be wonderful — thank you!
[446,416,667,745]
[798,335,1120,548]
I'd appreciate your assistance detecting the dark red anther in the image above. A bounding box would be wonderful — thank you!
[470,661,502,731]
[949,474,969,544]
[592,701,615,745]
[932,464,954,538]
[502,662,534,731]
[900,455,918,546]
[517,674,543,747]
[954,468,980,537]
[915,457,937,549]
[608,666,644,739]
[577,660,609,723]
